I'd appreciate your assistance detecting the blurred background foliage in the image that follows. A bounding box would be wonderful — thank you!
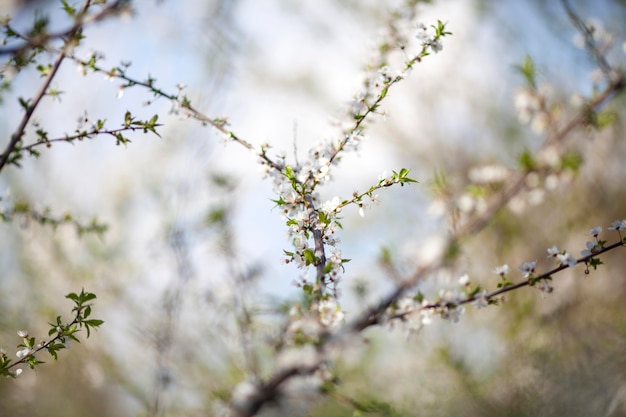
[1,0,626,416]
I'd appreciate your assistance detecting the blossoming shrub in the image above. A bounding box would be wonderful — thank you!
[1,1,626,416]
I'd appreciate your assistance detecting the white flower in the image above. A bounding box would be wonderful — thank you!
[468,165,509,184]
[608,219,626,231]
[536,280,553,296]
[458,274,470,286]
[514,89,541,123]
[556,252,577,268]
[396,297,416,314]
[321,196,341,214]
[327,249,342,267]
[17,330,28,338]
[430,38,443,53]
[546,244,560,258]
[293,235,308,251]
[493,264,510,276]
[581,240,600,257]
[377,65,391,81]
[318,299,344,328]
[519,261,536,278]
[589,227,602,237]
[419,307,433,326]
[415,23,432,42]
[76,62,88,76]
[472,290,489,309]
[16,347,31,359]
[415,22,442,53]
[441,305,464,323]
[457,193,475,213]
[103,67,117,81]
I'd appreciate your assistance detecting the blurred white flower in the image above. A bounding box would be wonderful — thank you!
[519,261,537,278]
[493,264,510,276]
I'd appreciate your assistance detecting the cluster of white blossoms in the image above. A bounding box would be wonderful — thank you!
[514,83,553,134]
[15,330,37,359]
[546,245,577,268]
[0,329,41,377]
[255,22,450,291]
[384,219,626,329]
[246,22,452,348]
[415,22,444,53]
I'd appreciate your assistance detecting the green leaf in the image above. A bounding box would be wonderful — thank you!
[284,165,294,180]
[303,249,317,266]
[79,291,97,303]
[18,97,30,111]
[596,110,617,128]
[516,55,536,89]
[271,196,285,207]
[380,246,392,264]
[434,20,452,37]
[497,278,514,288]
[84,319,104,328]
[589,258,604,270]
[559,151,583,173]
[61,0,76,16]
[65,292,79,302]
[518,148,536,171]
[123,111,132,127]
[115,133,129,145]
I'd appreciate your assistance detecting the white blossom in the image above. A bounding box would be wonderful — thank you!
[608,219,626,231]
[519,261,537,278]
[318,299,344,328]
[493,264,510,276]
[556,252,577,268]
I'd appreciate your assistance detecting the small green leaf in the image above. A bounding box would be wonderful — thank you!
[79,292,97,303]
[516,55,536,89]
[84,319,104,328]
[518,148,536,171]
[18,97,30,110]
[303,249,317,266]
[559,151,583,173]
[61,0,76,16]
[65,292,79,302]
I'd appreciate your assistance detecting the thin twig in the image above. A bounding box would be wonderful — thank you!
[561,0,614,76]
[0,0,92,172]
[0,0,128,57]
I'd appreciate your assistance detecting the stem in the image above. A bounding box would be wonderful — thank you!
[0,0,92,173]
